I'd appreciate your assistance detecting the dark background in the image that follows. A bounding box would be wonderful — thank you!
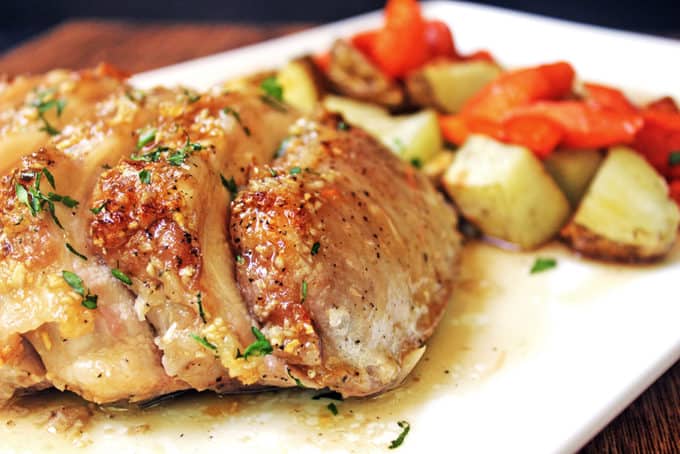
[1,0,679,53]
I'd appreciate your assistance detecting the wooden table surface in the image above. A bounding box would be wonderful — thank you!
[1,20,678,454]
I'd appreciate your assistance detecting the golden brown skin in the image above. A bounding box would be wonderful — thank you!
[90,91,297,391]
[231,116,461,396]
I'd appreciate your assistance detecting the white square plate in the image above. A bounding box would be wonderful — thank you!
[2,2,679,453]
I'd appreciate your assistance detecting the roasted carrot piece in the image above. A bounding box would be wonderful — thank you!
[507,101,643,149]
[460,62,575,121]
[438,115,470,146]
[583,82,637,114]
[502,114,564,158]
[371,0,429,77]
[424,19,458,60]
[350,30,380,59]
[669,180,680,207]
[645,96,679,114]
[633,109,680,179]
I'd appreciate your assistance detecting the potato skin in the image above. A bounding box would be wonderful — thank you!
[560,147,679,263]
[327,40,405,109]
[561,223,672,263]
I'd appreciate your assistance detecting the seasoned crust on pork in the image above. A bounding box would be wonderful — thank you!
[231,115,461,396]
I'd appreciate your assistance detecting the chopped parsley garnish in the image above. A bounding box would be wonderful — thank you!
[311,241,320,256]
[289,166,302,175]
[236,326,273,359]
[235,254,245,265]
[82,294,98,310]
[65,243,87,260]
[311,390,343,401]
[260,95,288,112]
[90,201,107,214]
[137,128,157,149]
[301,280,308,302]
[287,368,306,388]
[125,89,146,103]
[139,169,151,184]
[337,121,349,131]
[130,147,166,163]
[530,257,557,274]
[191,333,217,351]
[31,89,66,136]
[61,270,98,309]
[222,107,251,136]
[196,292,206,323]
[14,169,79,228]
[410,158,422,169]
[42,167,56,188]
[388,421,411,449]
[221,174,238,200]
[167,136,203,166]
[260,76,284,102]
[111,268,132,285]
[326,403,338,416]
[268,168,277,177]
[183,88,201,104]
[669,151,680,166]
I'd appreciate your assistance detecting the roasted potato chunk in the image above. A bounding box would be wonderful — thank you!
[327,40,405,109]
[406,60,501,113]
[278,57,326,114]
[544,148,603,207]
[323,95,442,164]
[442,135,570,249]
[561,147,679,262]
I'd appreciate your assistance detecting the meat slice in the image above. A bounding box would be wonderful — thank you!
[89,91,297,391]
[0,83,190,404]
[230,116,461,396]
[0,65,128,175]
[0,148,182,404]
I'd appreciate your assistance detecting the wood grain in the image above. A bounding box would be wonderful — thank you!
[1,20,678,454]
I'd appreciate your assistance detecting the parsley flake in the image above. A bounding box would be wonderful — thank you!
[235,254,245,265]
[14,169,79,228]
[311,241,320,256]
[111,268,132,285]
[290,166,302,175]
[183,88,201,104]
[90,201,107,214]
[327,402,338,416]
[669,151,680,166]
[31,89,66,136]
[222,107,251,136]
[236,326,273,359]
[196,292,206,323]
[221,174,238,200]
[139,169,151,184]
[287,368,306,388]
[388,421,411,449]
[130,147,166,163]
[337,120,349,131]
[65,243,87,260]
[260,76,284,102]
[530,257,557,274]
[410,158,422,169]
[301,280,308,302]
[137,128,157,149]
[167,136,203,166]
[191,333,217,351]
[62,270,98,309]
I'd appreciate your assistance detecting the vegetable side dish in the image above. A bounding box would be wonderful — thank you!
[278,0,678,261]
